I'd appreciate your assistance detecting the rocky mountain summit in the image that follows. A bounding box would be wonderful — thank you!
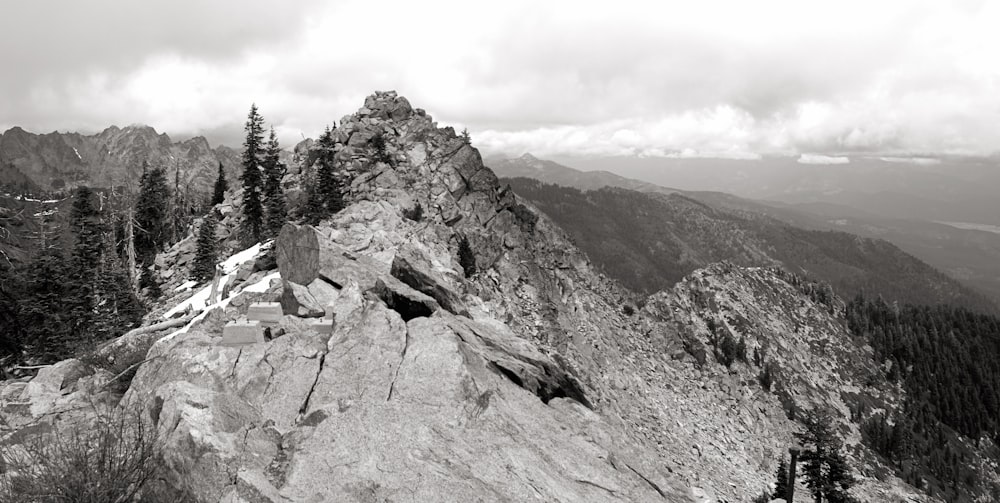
[1,92,940,502]
[0,124,241,193]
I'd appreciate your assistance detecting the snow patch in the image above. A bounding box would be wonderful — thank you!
[220,241,271,274]
[174,280,198,292]
[158,242,280,342]
[17,196,64,204]
[73,147,82,161]
[160,271,281,342]
[163,276,232,319]
[242,272,281,293]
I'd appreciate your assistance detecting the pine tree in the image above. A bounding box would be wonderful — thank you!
[69,186,105,270]
[458,235,476,277]
[66,186,106,338]
[210,161,228,206]
[796,413,857,503]
[241,104,265,245]
[370,131,391,165]
[317,162,343,215]
[774,457,790,501]
[262,127,287,238]
[301,168,327,226]
[192,213,218,282]
[300,126,343,225]
[0,267,23,364]
[17,228,72,361]
[460,128,471,144]
[135,165,170,266]
[92,244,144,341]
[316,126,344,215]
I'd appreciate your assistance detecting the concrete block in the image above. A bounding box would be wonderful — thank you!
[221,321,264,346]
[247,302,283,326]
[307,318,334,335]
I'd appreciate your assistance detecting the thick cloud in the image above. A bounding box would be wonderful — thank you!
[2,0,999,157]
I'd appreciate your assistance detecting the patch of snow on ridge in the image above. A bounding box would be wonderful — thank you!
[160,271,281,343]
[162,275,232,319]
[161,241,272,319]
[242,272,280,293]
[220,241,271,274]
[174,280,198,292]
[158,240,278,342]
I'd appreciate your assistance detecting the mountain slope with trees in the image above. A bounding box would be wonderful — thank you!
[492,154,1000,308]
[504,177,996,313]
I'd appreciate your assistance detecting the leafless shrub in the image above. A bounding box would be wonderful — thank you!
[0,403,162,503]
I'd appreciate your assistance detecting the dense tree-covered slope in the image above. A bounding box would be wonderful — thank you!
[504,177,996,313]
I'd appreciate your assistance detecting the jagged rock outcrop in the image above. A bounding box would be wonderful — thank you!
[124,223,680,501]
[111,92,687,501]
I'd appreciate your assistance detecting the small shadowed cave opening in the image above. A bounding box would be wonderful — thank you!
[490,362,593,410]
[377,289,434,321]
[492,363,526,388]
[539,371,593,410]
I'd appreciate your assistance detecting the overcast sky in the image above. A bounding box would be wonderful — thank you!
[1,0,998,159]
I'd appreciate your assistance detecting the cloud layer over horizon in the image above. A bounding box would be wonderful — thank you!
[2,0,999,158]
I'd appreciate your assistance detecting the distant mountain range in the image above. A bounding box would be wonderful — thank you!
[492,154,1000,312]
[487,153,670,193]
[0,125,242,194]
[538,154,1000,226]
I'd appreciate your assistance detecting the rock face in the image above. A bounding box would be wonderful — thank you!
[126,226,679,500]
[6,91,933,502]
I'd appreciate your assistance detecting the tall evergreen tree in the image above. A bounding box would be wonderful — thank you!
[210,161,228,206]
[316,126,344,215]
[301,167,327,226]
[69,186,105,270]
[262,127,287,238]
[66,186,106,336]
[135,165,170,265]
[300,126,344,225]
[458,235,477,277]
[241,104,265,244]
[317,163,343,216]
[796,413,856,503]
[0,267,23,365]
[370,131,391,165]
[17,227,72,361]
[192,213,219,282]
[92,244,144,341]
[774,457,790,501]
